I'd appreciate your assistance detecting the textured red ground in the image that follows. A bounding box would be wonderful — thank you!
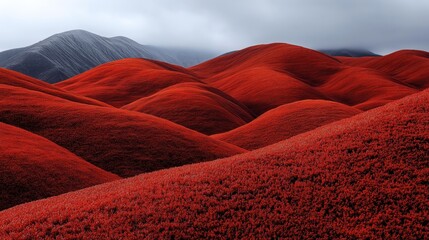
[0,122,120,210]
[213,100,362,150]
[55,58,200,107]
[0,89,427,239]
[0,84,245,177]
[122,82,254,135]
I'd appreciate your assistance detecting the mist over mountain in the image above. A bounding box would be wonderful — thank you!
[0,30,215,83]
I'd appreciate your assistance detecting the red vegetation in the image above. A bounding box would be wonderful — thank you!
[0,122,119,210]
[213,100,362,150]
[190,43,427,115]
[1,89,427,239]
[341,50,429,88]
[1,43,429,239]
[320,67,417,110]
[0,68,108,107]
[191,43,340,84]
[0,84,245,177]
[55,58,200,107]
[122,82,254,135]
[206,67,327,115]
[191,44,340,114]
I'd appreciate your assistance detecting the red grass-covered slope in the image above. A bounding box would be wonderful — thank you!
[1,89,427,239]
[213,100,362,150]
[207,67,328,115]
[320,67,418,110]
[190,43,427,115]
[55,58,200,107]
[191,43,340,84]
[0,68,108,107]
[0,85,245,177]
[0,122,120,210]
[191,44,340,114]
[122,82,254,135]
[341,50,429,88]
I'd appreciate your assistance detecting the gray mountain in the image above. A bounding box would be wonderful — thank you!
[0,30,215,83]
[319,48,380,57]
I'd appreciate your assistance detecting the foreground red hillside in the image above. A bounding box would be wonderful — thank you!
[0,122,119,210]
[213,100,362,150]
[0,85,245,177]
[1,89,427,239]
[0,68,108,107]
[55,58,200,107]
[122,82,255,135]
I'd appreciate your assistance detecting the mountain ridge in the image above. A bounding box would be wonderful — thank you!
[0,30,215,83]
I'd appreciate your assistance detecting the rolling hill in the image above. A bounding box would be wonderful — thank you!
[213,100,362,150]
[0,122,120,210]
[122,82,254,135]
[191,43,425,114]
[344,50,429,88]
[55,58,200,107]
[0,84,245,177]
[0,30,215,83]
[0,68,109,107]
[0,87,426,239]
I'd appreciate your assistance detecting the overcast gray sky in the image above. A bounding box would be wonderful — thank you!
[0,0,428,54]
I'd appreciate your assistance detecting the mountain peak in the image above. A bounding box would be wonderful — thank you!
[0,30,214,83]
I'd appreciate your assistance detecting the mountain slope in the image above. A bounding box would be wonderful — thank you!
[0,88,427,239]
[0,30,214,83]
[213,100,362,149]
[0,122,120,211]
[0,84,245,177]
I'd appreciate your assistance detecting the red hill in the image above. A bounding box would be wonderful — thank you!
[191,44,426,115]
[213,100,362,150]
[191,43,341,85]
[122,82,254,135]
[319,67,417,110]
[0,85,245,177]
[0,122,119,210]
[55,58,200,107]
[0,88,427,239]
[359,50,429,88]
[207,67,328,115]
[0,68,108,107]
[338,50,429,88]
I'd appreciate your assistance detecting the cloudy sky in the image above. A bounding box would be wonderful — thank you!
[0,0,428,54]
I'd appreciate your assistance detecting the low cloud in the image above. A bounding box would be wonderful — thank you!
[1,0,428,54]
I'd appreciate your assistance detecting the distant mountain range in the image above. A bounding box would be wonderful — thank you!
[319,48,380,57]
[0,30,215,83]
